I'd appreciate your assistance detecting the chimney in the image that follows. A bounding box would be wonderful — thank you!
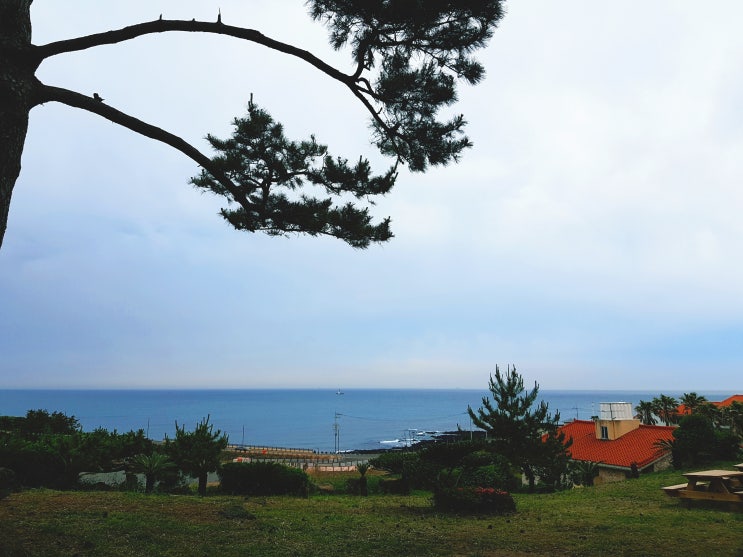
[595,402,641,440]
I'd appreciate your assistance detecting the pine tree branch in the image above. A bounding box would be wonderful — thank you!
[32,18,401,160]
[35,19,346,82]
[35,83,254,213]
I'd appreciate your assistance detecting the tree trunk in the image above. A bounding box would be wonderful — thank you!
[0,0,34,249]
[524,466,536,493]
[145,473,155,494]
[359,476,368,496]
[197,472,207,496]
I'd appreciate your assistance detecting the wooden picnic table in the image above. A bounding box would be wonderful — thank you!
[664,469,743,508]
[683,470,743,492]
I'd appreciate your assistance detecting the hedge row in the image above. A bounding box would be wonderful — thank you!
[219,461,309,496]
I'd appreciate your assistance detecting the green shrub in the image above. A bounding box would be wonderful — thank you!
[0,440,66,488]
[331,474,383,495]
[219,461,309,496]
[433,486,516,514]
[0,467,18,499]
[379,477,410,495]
[346,477,362,495]
[402,457,442,490]
[368,451,418,475]
[364,474,384,494]
[672,414,716,467]
[713,430,740,460]
[0,426,154,490]
[458,454,519,492]
[460,450,493,469]
[0,416,23,432]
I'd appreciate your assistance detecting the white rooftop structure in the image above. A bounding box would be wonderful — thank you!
[598,402,634,421]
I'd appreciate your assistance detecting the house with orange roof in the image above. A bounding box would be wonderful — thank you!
[677,394,743,416]
[557,402,676,485]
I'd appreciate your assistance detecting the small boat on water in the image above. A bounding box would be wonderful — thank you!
[336,389,344,395]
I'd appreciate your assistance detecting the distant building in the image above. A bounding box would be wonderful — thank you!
[558,402,675,484]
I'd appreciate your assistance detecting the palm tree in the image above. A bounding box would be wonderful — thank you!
[634,400,657,425]
[571,461,602,487]
[357,463,370,496]
[696,402,722,428]
[679,392,708,415]
[128,452,176,494]
[654,438,679,467]
[651,395,679,426]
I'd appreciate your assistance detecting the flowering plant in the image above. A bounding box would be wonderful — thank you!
[433,485,515,514]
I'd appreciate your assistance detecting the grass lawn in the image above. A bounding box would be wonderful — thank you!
[1,466,742,556]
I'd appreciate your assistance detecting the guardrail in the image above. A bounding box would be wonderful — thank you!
[228,445,370,471]
[230,444,320,455]
[241,458,366,472]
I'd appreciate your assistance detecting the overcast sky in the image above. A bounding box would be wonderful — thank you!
[1,1,742,391]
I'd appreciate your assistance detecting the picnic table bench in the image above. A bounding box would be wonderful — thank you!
[663,469,743,510]
[662,483,701,497]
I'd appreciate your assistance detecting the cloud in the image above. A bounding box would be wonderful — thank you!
[2,1,743,390]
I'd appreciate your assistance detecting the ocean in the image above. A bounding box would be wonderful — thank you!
[0,389,730,452]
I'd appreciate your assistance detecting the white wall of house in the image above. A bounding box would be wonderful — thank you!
[594,453,673,485]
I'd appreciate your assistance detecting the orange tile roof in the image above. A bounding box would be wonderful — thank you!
[720,394,743,406]
[557,420,675,469]
[677,394,743,415]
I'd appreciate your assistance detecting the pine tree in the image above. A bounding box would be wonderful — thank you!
[467,365,571,491]
[0,1,506,248]
[165,416,228,496]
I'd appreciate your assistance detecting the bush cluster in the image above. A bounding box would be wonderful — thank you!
[0,426,151,489]
[219,461,309,496]
[669,414,742,468]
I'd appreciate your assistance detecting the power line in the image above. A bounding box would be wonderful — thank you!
[335,411,469,423]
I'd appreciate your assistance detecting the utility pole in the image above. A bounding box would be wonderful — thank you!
[333,413,340,453]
